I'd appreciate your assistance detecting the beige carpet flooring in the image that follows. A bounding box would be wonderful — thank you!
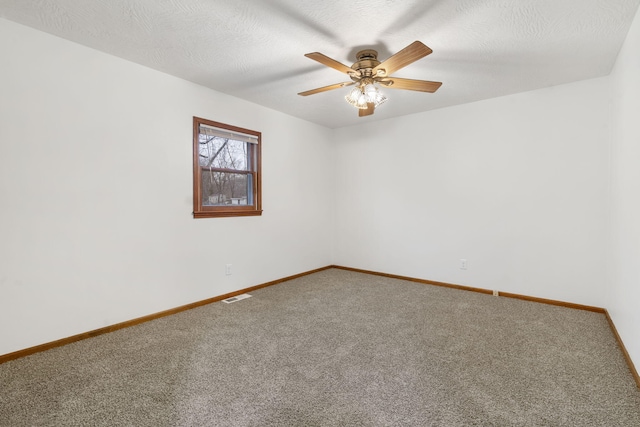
[1,268,639,426]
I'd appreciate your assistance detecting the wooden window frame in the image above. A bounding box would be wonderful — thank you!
[192,117,262,218]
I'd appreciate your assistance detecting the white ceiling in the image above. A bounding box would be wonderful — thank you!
[1,0,638,128]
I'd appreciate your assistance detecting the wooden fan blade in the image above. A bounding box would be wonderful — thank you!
[372,41,433,77]
[305,52,355,74]
[298,81,354,96]
[359,103,375,117]
[380,77,442,93]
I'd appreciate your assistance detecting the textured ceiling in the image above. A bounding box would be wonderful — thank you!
[1,0,638,128]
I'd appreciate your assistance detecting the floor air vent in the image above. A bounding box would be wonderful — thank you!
[222,293,252,304]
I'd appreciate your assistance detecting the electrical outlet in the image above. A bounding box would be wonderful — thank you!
[460,259,467,270]
[493,290,499,297]
[225,264,232,275]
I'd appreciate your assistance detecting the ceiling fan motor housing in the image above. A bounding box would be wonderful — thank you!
[351,49,381,79]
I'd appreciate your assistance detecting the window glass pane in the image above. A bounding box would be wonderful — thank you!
[198,136,248,171]
[201,171,250,206]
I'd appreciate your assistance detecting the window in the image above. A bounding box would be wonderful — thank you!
[193,117,262,218]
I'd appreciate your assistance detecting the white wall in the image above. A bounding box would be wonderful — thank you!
[0,19,334,355]
[609,6,640,371]
[333,78,611,307]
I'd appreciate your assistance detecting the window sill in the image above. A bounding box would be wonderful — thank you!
[193,209,263,219]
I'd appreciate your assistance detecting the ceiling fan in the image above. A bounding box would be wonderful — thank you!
[298,41,442,117]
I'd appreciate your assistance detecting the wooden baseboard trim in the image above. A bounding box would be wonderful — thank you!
[331,265,605,312]
[331,265,495,295]
[604,309,640,388]
[496,291,605,313]
[0,266,332,365]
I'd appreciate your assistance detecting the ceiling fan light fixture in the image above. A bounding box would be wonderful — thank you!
[346,86,361,102]
[355,93,369,109]
[345,86,366,109]
[345,82,387,109]
[363,83,377,97]
[364,83,387,107]
[372,91,388,107]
